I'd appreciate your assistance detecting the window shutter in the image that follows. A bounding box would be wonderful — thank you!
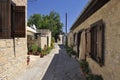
[73,33,76,45]
[91,27,97,59]
[75,33,78,45]
[13,6,25,37]
[96,23,104,66]
[0,0,11,38]
[90,20,104,66]
[86,29,91,55]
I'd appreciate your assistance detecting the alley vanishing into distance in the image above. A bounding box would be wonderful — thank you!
[16,44,85,80]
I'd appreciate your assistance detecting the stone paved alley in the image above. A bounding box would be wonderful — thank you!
[16,44,85,80]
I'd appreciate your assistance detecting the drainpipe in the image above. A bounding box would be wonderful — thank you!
[13,32,16,57]
[12,9,16,57]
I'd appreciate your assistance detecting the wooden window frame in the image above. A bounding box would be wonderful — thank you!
[0,0,26,38]
[89,19,105,67]
[13,6,26,37]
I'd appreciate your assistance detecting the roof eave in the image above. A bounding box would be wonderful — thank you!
[70,0,110,30]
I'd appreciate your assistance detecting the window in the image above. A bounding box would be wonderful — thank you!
[12,6,25,37]
[89,20,104,66]
[0,0,26,38]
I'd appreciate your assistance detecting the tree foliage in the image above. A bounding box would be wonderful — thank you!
[27,11,63,41]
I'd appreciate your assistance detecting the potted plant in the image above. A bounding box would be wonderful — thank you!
[79,60,90,76]
[40,50,44,58]
[31,44,38,55]
[28,47,33,55]
[37,47,41,56]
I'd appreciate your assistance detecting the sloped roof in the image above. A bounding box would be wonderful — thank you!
[70,0,110,30]
[36,29,51,34]
[27,26,36,33]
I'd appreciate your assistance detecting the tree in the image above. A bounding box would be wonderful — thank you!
[27,11,63,42]
[27,14,42,28]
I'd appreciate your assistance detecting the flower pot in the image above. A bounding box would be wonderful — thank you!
[40,53,44,58]
[28,51,33,55]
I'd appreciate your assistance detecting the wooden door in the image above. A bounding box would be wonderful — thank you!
[77,31,82,57]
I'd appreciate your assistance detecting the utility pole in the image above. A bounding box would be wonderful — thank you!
[65,13,68,46]
[65,13,67,34]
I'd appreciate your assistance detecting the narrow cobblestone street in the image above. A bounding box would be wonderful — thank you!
[16,44,85,80]
[42,44,85,80]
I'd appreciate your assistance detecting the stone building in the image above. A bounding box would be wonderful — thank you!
[67,31,73,47]
[0,0,27,80]
[27,26,37,49]
[57,34,64,44]
[27,27,52,50]
[68,0,120,80]
[36,29,51,49]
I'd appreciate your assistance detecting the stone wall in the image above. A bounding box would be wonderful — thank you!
[37,29,52,48]
[67,32,73,47]
[57,34,64,44]
[0,0,27,80]
[12,0,27,6]
[70,0,120,80]
[34,36,41,48]
[41,36,47,50]
[48,32,51,47]
[0,38,27,80]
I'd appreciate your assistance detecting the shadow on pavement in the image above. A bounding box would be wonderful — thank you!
[58,44,65,49]
[42,53,59,80]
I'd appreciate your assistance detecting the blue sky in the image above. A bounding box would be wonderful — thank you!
[27,0,89,32]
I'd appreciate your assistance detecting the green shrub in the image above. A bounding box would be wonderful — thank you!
[65,46,77,57]
[79,60,88,68]
[79,60,103,80]
[42,47,52,56]
[37,47,41,52]
[71,50,77,55]
[79,60,90,74]
[41,50,46,55]
[83,67,90,74]
[86,74,103,80]
[31,44,38,52]
[66,46,72,53]
[51,37,55,49]
[46,47,51,53]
